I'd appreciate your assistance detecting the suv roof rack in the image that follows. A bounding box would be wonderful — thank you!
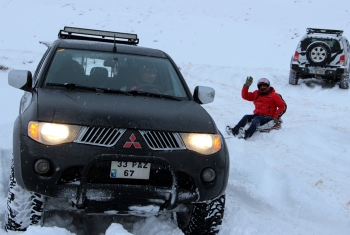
[306,28,343,36]
[58,26,139,45]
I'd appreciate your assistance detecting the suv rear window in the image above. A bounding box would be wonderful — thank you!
[45,49,188,98]
[300,37,341,52]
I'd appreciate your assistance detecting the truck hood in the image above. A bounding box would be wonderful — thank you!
[36,88,216,133]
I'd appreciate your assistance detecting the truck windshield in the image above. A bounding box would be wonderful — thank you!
[45,48,188,98]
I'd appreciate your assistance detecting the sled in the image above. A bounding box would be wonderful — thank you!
[257,119,282,133]
[225,119,282,138]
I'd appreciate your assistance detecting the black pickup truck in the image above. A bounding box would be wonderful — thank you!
[5,26,230,235]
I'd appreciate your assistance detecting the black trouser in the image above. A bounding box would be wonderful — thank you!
[235,114,272,137]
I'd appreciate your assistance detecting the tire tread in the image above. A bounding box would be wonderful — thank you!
[4,162,45,231]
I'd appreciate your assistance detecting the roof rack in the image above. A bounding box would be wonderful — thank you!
[306,28,343,36]
[58,26,139,45]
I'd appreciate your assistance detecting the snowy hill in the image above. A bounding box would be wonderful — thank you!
[0,0,349,234]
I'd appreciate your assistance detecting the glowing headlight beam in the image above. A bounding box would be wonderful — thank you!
[188,134,213,149]
[180,133,221,155]
[28,121,81,145]
[41,123,69,141]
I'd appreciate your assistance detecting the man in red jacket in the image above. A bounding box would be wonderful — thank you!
[228,77,287,139]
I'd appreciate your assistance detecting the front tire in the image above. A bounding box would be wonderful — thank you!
[289,70,299,85]
[4,162,46,231]
[176,194,225,235]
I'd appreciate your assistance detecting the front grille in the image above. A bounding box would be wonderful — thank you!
[74,126,186,150]
[74,126,126,147]
[139,130,186,150]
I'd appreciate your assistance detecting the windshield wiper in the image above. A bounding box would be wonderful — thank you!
[45,83,181,100]
[127,90,182,101]
[46,83,97,91]
[46,83,132,96]
[96,87,131,96]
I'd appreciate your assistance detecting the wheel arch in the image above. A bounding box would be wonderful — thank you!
[12,116,27,190]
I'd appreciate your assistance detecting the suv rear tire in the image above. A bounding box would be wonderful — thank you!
[306,42,331,66]
[4,161,46,231]
[176,194,225,235]
[339,74,349,89]
[289,70,299,85]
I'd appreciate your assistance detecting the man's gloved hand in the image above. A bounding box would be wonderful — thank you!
[273,118,279,123]
[244,76,253,87]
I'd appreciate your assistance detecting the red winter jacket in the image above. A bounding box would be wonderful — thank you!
[241,86,287,119]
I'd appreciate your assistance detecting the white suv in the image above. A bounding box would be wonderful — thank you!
[289,28,350,89]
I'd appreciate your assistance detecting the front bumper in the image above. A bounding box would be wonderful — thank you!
[13,129,229,211]
[54,154,200,210]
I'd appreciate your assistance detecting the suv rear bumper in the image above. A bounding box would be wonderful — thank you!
[291,64,348,77]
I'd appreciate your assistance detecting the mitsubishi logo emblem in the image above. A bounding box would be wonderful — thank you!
[123,133,142,149]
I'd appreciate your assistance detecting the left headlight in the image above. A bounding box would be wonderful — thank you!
[180,133,222,155]
[28,121,81,145]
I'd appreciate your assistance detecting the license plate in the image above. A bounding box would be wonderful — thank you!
[309,69,325,75]
[110,161,151,179]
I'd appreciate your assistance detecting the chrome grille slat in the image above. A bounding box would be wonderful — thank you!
[93,127,102,144]
[139,130,186,150]
[97,128,107,145]
[75,127,126,147]
[165,132,176,148]
[102,129,115,145]
[152,132,162,148]
[83,127,95,142]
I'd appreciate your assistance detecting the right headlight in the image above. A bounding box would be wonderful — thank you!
[180,133,221,155]
[28,121,81,145]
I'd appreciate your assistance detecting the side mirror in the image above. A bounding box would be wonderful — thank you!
[193,86,215,104]
[8,70,33,92]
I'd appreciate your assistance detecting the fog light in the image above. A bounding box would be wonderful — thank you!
[201,168,216,183]
[34,159,50,174]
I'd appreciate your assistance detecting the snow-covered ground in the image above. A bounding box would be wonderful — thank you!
[0,0,349,234]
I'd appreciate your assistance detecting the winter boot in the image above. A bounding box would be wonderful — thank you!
[231,126,240,136]
[243,130,250,140]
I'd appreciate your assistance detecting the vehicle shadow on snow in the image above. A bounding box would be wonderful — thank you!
[300,79,338,89]
[43,210,143,235]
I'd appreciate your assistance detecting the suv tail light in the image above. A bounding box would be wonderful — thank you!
[340,55,346,66]
[293,51,299,62]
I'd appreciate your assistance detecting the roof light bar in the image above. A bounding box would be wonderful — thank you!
[307,28,343,36]
[58,26,139,45]
[64,27,137,40]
